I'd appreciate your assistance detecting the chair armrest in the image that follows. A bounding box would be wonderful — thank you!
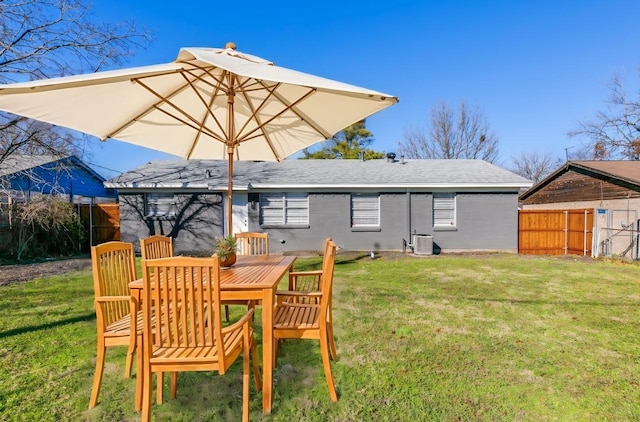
[276,290,322,305]
[276,290,322,297]
[289,270,322,277]
[221,308,254,335]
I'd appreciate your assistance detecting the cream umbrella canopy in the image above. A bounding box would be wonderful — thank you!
[0,42,398,235]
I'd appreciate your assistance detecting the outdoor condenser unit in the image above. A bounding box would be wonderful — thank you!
[413,234,433,255]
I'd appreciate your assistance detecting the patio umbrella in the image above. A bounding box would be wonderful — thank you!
[0,42,398,235]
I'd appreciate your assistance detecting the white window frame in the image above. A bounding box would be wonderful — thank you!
[433,193,456,228]
[259,193,309,226]
[351,193,380,228]
[145,193,176,219]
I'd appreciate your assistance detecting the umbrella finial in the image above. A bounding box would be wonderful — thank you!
[225,42,237,50]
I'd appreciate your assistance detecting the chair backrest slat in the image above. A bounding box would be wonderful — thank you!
[235,232,269,256]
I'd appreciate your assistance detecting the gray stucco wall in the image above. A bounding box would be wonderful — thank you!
[119,192,223,255]
[430,193,518,252]
[118,190,519,255]
[254,191,519,253]
[256,193,408,253]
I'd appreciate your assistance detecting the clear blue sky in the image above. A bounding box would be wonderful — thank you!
[86,0,640,178]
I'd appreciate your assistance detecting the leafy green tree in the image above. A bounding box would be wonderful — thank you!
[301,120,386,159]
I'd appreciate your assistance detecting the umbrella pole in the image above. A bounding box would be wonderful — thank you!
[227,147,233,236]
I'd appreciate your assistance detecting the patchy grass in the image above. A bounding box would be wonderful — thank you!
[1,253,640,421]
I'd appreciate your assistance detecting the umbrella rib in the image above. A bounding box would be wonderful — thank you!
[125,76,225,143]
[181,67,229,142]
[179,70,230,157]
[235,85,330,144]
[262,83,334,139]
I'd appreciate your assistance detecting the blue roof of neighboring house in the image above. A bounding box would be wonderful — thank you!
[0,154,115,199]
[106,158,532,191]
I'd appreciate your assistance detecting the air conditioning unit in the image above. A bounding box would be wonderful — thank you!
[413,234,433,255]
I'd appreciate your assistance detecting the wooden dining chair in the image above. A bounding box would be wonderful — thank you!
[139,255,261,422]
[235,232,269,256]
[140,235,173,260]
[89,241,143,410]
[139,235,174,404]
[222,232,270,321]
[273,240,338,402]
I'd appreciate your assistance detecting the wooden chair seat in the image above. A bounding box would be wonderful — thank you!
[274,302,321,330]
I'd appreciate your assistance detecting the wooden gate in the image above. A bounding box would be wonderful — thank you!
[518,209,593,256]
[76,203,120,248]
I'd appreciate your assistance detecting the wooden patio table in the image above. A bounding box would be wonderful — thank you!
[129,254,296,414]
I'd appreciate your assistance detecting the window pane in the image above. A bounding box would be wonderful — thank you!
[260,193,308,225]
[260,193,284,224]
[433,193,456,227]
[352,194,379,227]
[146,193,176,218]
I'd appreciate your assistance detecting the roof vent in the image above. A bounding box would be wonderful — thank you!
[386,152,396,163]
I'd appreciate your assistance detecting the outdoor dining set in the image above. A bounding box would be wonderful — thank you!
[87,233,338,421]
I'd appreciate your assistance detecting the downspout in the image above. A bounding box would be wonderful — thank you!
[406,189,411,249]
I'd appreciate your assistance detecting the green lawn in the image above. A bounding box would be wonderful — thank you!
[1,253,640,421]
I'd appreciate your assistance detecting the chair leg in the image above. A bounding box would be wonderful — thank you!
[319,335,338,402]
[156,371,163,404]
[327,323,338,361]
[170,372,178,399]
[88,341,106,409]
[135,335,143,412]
[141,359,153,422]
[273,336,279,368]
[250,334,262,391]
[125,335,135,378]
[225,305,230,322]
[242,335,250,422]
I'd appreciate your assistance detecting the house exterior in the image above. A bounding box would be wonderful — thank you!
[519,160,640,258]
[106,158,532,255]
[0,154,116,204]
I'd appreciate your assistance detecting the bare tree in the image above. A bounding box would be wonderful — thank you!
[398,101,500,163]
[569,74,640,160]
[0,0,152,162]
[510,151,561,184]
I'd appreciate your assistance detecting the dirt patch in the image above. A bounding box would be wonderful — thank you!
[0,257,92,286]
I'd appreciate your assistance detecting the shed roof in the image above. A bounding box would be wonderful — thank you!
[519,160,640,200]
[106,158,532,191]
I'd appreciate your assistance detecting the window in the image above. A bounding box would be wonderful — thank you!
[433,193,456,227]
[351,194,380,227]
[260,193,309,226]
[145,193,176,219]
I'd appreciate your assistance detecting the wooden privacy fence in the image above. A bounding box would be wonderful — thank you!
[76,203,120,249]
[519,209,593,256]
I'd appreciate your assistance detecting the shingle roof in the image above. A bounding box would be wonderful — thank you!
[106,158,531,190]
[0,154,64,176]
[0,154,106,182]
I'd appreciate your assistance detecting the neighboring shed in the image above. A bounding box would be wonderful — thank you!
[0,154,116,203]
[107,158,532,255]
[519,160,640,258]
